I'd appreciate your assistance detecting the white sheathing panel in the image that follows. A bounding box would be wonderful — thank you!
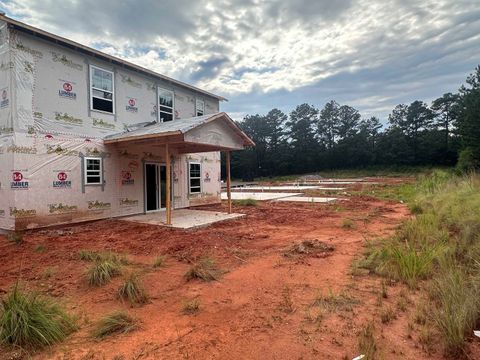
[184,120,245,150]
[1,28,222,230]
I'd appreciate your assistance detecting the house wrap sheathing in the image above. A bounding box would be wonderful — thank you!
[0,17,253,231]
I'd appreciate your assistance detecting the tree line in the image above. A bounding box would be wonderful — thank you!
[229,65,480,179]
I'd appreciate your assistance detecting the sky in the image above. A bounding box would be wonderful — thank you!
[1,0,479,123]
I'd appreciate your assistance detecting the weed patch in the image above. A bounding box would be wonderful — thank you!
[313,288,359,313]
[182,298,200,315]
[184,257,222,282]
[152,255,167,268]
[357,322,377,360]
[87,260,121,286]
[7,232,23,245]
[117,273,149,305]
[233,198,257,206]
[0,285,76,348]
[283,239,334,259]
[92,311,138,338]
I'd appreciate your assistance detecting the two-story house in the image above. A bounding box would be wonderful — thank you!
[0,15,254,231]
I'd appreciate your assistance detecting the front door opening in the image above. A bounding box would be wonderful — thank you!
[145,163,167,212]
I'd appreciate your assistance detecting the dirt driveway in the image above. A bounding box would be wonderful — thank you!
[0,182,434,359]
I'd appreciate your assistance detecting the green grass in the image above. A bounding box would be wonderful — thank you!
[7,232,24,245]
[78,250,129,265]
[92,311,138,338]
[232,198,257,206]
[0,285,76,348]
[312,288,358,313]
[117,273,149,305]
[87,260,122,286]
[34,244,45,253]
[185,257,222,282]
[362,170,480,355]
[152,255,167,268]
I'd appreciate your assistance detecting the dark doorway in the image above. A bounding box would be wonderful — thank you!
[145,163,158,211]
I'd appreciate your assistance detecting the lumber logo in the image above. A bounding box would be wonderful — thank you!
[10,207,36,218]
[119,198,139,207]
[92,118,115,129]
[204,172,211,182]
[54,112,83,125]
[11,171,29,189]
[0,209,5,217]
[48,203,77,214]
[45,144,79,156]
[118,150,139,159]
[121,171,134,185]
[128,161,139,170]
[150,104,157,118]
[0,88,8,108]
[59,81,77,100]
[126,98,138,113]
[53,171,71,188]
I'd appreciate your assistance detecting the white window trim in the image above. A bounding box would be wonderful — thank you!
[188,162,202,194]
[157,87,174,122]
[84,157,103,185]
[89,65,115,114]
[196,98,205,117]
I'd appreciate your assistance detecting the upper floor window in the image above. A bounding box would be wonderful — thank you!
[90,65,114,114]
[196,99,205,116]
[158,88,174,122]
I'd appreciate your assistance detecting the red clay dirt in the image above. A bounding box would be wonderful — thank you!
[0,179,470,359]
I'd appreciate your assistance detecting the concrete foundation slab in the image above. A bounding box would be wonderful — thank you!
[120,209,245,229]
[221,192,302,201]
[275,196,338,203]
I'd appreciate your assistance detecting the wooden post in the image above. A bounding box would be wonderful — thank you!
[165,144,172,225]
[226,151,232,214]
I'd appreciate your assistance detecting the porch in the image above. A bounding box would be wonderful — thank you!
[120,209,245,229]
[104,112,255,226]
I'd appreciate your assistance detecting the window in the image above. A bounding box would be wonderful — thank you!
[196,99,204,116]
[189,162,201,194]
[84,157,103,185]
[90,65,114,113]
[158,88,174,122]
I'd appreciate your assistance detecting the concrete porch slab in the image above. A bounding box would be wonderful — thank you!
[120,209,245,229]
[221,192,302,201]
[275,196,338,203]
[235,185,346,191]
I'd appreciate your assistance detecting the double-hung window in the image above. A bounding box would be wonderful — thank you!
[196,99,204,116]
[189,162,201,194]
[158,88,174,122]
[90,65,114,113]
[84,157,103,185]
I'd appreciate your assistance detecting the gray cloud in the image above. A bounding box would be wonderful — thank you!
[1,0,479,122]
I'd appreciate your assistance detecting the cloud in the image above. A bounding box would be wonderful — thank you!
[1,0,479,121]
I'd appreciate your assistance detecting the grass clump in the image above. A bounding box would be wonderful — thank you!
[233,198,257,206]
[184,257,221,282]
[34,244,45,253]
[87,260,121,286]
[182,298,200,315]
[7,231,23,245]
[357,322,377,360]
[92,311,138,338]
[341,218,356,230]
[78,250,129,265]
[152,255,167,268]
[0,285,76,348]
[117,273,149,305]
[313,288,358,313]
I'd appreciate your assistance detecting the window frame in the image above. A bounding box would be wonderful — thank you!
[89,65,115,114]
[157,87,175,122]
[84,157,103,186]
[195,98,205,117]
[188,162,202,194]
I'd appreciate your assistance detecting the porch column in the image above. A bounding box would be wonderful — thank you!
[226,151,232,214]
[165,144,172,225]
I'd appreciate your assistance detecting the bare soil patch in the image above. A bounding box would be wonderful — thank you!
[0,178,463,359]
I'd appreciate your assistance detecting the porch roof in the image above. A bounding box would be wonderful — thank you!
[103,112,254,153]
